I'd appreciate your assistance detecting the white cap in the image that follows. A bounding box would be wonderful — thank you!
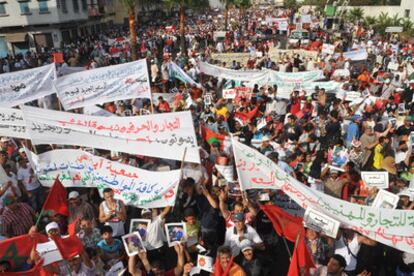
[141,208,151,216]
[262,136,270,142]
[45,222,59,233]
[68,191,79,199]
[0,137,10,142]
[18,148,25,153]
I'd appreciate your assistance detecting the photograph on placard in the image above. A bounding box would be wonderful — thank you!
[122,232,146,257]
[129,219,151,241]
[372,189,400,210]
[165,222,187,247]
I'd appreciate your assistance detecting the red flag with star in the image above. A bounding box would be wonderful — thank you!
[42,177,69,216]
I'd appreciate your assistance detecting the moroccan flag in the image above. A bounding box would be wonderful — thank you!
[0,233,48,272]
[234,106,259,124]
[260,204,315,276]
[201,126,230,151]
[53,235,84,260]
[42,178,69,217]
[67,217,80,236]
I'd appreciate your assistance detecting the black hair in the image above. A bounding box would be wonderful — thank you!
[331,254,347,268]
[217,245,232,256]
[101,225,113,235]
[103,188,113,194]
[151,260,165,270]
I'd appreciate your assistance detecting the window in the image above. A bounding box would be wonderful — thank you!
[19,1,30,14]
[0,3,6,15]
[81,0,86,11]
[61,0,67,13]
[72,0,79,13]
[38,0,48,13]
[405,9,410,18]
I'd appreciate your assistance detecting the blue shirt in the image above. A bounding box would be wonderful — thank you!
[346,122,359,143]
[97,239,122,255]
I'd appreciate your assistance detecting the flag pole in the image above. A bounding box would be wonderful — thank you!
[179,147,188,180]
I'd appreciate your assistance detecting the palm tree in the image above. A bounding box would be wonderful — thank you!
[163,0,203,56]
[364,16,377,27]
[234,0,251,31]
[391,14,402,26]
[121,0,138,61]
[401,18,414,35]
[375,12,392,34]
[347,7,364,23]
[220,0,234,31]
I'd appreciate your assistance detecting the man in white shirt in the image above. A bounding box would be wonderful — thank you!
[224,212,264,256]
[17,158,43,212]
[141,206,171,257]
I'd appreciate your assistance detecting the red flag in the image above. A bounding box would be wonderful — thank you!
[67,217,80,236]
[260,205,315,276]
[201,126,229,151]
[53,235,84,260]
[42,178,69,216]
[235,107,259,123]
[0,233,48,272]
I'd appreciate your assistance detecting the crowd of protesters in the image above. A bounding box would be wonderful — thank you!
[0,3,413,276]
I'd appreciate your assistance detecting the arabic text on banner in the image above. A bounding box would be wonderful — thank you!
[0,107,29,139]
[26,149,180,208]
[22,105,200,163]
[0,63,56,107]
[55,59,151,110]
[232,139,414,253]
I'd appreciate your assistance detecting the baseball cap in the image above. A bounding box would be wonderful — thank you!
[240,239,253,252]
[45,222,59,233]
[68,191,79,200]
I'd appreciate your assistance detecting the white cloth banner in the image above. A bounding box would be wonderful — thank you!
[232,139,414,253]
[22,106,200,163]
[0,107,29,139]
[55,59,151,110]
[199,62,324,90]
[57,66,85,76]
[338,49,368,61]
[199,62,268,82]
[0,63,57,107]
[27,149,180,208]
[168,62,202,88]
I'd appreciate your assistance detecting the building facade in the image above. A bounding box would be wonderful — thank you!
[0,0,115,57]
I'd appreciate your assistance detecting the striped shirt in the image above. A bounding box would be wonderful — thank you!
[0,203,35,237]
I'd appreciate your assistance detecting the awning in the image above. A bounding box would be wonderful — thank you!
[5,33,27,43]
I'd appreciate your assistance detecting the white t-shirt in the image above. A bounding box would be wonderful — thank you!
[144,215,166,250]
[17,165,40,191]
[69,261,96,276]
[224,225,263,256]
[334,235,360,271]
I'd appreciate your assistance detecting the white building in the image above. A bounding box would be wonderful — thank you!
[0,0,115,57]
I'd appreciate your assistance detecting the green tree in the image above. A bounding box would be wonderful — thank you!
[364,15,377,27]
[401,18,414,36]
[347,7,364,23]
[284,0,298,9]
[390,14,402,26]
[121,0,138,61]
[375,12,392,34]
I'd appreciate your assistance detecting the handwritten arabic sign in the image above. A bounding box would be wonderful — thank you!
[0,63,56,107]
[22,106,200,163]
[199,62,268,82]
[232,139,414,253]
[0,107,29,139]
[55,59,151,110]
[361,171,389,189]
[26,149,180,208]
[304,208,340,238]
